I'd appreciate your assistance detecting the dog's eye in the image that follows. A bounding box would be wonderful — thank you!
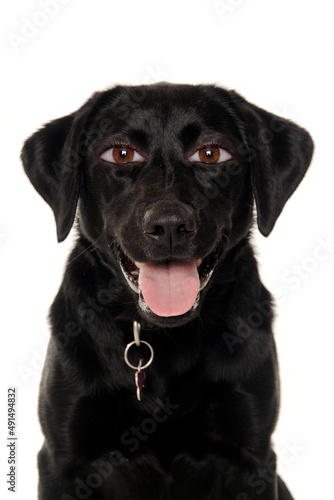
[100,146,145,164]
[188,146,232,164]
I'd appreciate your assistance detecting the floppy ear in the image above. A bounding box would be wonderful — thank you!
[21,95,100,242]
[231,93,314,236]
[21,113,77,242]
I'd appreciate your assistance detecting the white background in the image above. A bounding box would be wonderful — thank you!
[1,0,333,498]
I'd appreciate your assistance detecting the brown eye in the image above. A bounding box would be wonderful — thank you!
[198,146,221,163]
[112,146,134,164]
[100,146,145,164]
[188,146,232,164]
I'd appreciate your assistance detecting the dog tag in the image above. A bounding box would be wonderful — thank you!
[124,322,154,402]
[135,360,146,401]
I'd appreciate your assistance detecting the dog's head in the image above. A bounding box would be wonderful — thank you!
[22,83,313,327]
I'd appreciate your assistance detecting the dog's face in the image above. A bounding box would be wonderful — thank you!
[79,85,253,326]
[22,83,313,327]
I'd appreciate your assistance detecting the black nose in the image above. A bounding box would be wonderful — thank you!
[143,201,197,251]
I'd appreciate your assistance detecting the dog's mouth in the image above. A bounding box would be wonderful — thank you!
[119,250,217,319]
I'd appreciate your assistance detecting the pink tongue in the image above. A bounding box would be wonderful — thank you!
[138,260,200,317]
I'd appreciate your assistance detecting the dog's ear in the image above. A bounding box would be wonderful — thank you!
[21,95,100,242]
[230,92,314,236]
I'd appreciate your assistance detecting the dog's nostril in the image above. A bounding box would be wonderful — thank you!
[147,225,165,238]
[178,224,194,235]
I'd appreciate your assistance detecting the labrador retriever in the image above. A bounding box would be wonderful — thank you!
[22,83,313,499]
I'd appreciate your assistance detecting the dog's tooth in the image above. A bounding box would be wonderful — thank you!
[199,267,215,291]
[191,293,200,311]
[139,291,150,313]
[120,263,140,293]
[196,259,203,267]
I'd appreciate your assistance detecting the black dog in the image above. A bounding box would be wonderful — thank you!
[22,83,313,499]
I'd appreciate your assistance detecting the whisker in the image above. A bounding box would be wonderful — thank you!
[68,234,104,264]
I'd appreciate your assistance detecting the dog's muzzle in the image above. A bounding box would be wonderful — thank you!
[118,202,218,319]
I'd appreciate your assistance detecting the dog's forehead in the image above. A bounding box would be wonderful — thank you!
[91,83,241,144]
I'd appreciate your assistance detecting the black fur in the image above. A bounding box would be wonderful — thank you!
[22,83,313,499]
